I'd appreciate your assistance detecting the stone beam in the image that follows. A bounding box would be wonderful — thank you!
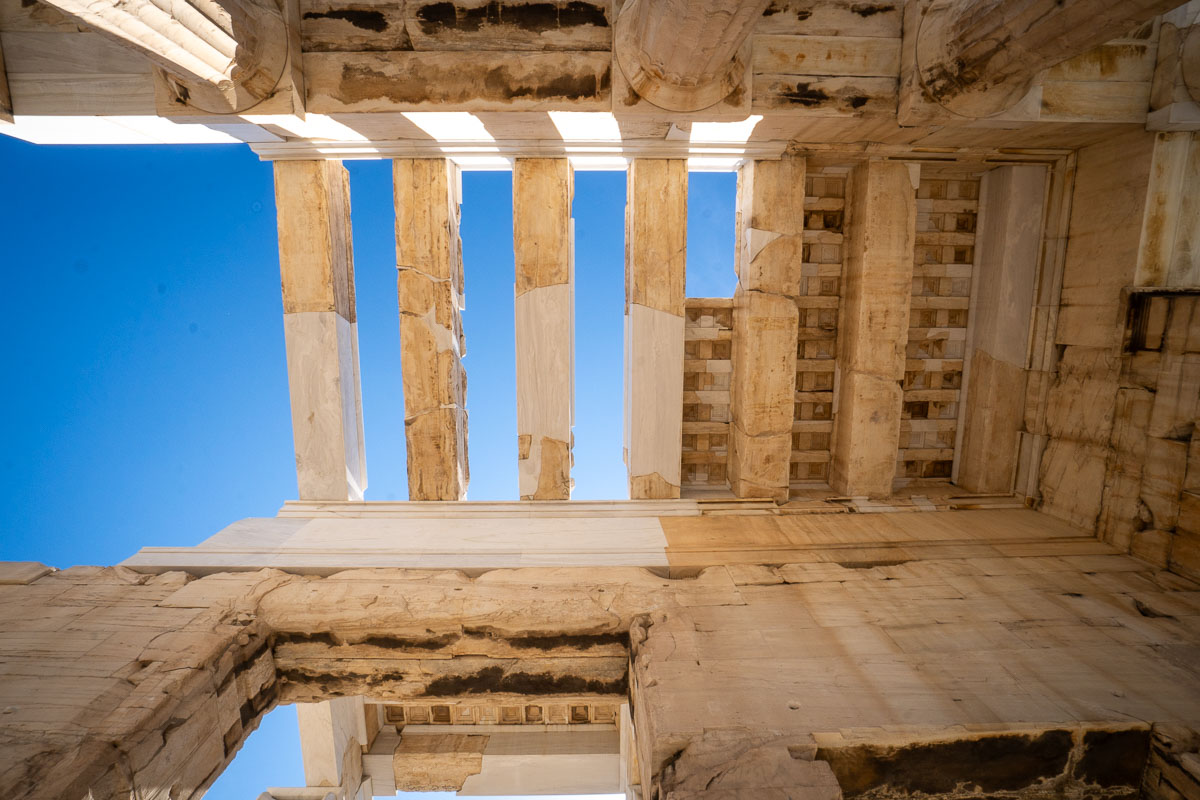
[274,160,366,502]
[614,0,770,112]
[729,157,804,502]
[513,158,574,501]
[394,158,469,501]
[36,0,287,113]
[901,0,1184,120]
[625,159,686,499]
[957,165,1047,493]
[829,161,918,498]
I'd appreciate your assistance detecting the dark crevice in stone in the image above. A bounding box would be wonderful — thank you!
[303,8,389,31]
[422,665,628,696]
[1075,729,1151,788]
[416,1,608,35]
[817,730,1075,796]
[1133,599,1175,619]
[850,4,896,17]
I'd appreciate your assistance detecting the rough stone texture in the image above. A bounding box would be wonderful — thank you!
[1144,724,1200,800]
[1099,294,1200,578]
[1039,130,1156,529]
[631,552,1200,800]
[275,159,367,502]
[394,157,469,501]
[901,0,1180,119]
[7,533,1200,800]
[1136,132,1200,287]
[829,160,917,498]
[1041,130,1200,579]
[0,566,284,800]
[625,158,686,499]
[729,157,803,502]
[393,732,487,791]
[614,0,768,112]
[513,157,574,500]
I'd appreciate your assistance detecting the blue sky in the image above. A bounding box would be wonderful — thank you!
[0,134,735,796]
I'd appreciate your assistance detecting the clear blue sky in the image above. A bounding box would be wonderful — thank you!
[0,134,735,796]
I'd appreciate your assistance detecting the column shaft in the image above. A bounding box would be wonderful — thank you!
[625,159,686,499]
[513,158,575,500]
[394,158,469,501]
[274,159,366,502]
[829,161,918,498]
[729,157,804,501]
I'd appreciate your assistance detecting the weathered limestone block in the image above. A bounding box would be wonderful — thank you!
[729,157,804,502]
[730,289,799,501]
[1040,438,1111,530]
[1143,725,1200,800]
[625,159,686,499]
[1056,131,1156,350]
[1137,133,1200,287]
[297,696,366,789]
[1174,489,1200,579]
[6,543,1200,800]
[1149,3,1200,131]
[275,160,366,502]
[393,733,487,792]
[305,51,612,113]
[0,567,280,800]
[0,562,53,584]
[829,160,917,498]
[958,165,1046,494]
[513,158,574,500]
[1089,295,1199,559]
[900,0,1181,120]
[1097,387,1155,551]
[614,0,769,112]
[37,0,288,113]
[394,158,469,500]
[1040,347,1124,529]
[655,730,841,800]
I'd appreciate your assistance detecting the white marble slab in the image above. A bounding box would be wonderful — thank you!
[121,513,669,573]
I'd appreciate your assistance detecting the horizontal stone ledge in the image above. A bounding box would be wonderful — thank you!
[251,138,789,165]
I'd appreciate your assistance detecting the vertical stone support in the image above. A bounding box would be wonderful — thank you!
[273,159,366,502]
[1013,153,1074,504]
[830,160,919,498]
[729,157,804,502]
[625,159,686,500]
[298,697,367,791]
[394,158,469,501]
[957,165,1048,493]
[1136,132,1200,288]
[0,36,12,123]
[512,158,575,500]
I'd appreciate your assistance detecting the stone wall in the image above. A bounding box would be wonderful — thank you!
[1039,130,1200,581]
[3,539,1199,800]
